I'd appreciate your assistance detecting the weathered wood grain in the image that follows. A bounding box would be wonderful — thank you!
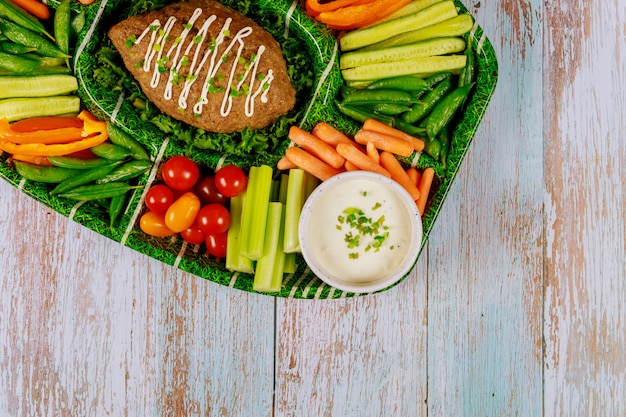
[274,260,428,417]
[0,183,276,417]
[543,1,626,415]
[426,0,545,415]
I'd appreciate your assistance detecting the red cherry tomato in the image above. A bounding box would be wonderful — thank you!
[180,226,206,245]
[206,232,228,258]
[194,176,229,206]
[164,192,201,233]
[140,211,175,237]
[145,184,175,213]
[196,204,231,235]
[160,156,200,190]
[215,164,247,197]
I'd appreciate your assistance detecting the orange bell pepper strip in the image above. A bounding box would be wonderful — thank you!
[0,119,108,156]
[10,154,54,166]
[306,0,376,15]
[10,116,84,132]
[0,118,87,144]
[317,0,411,30]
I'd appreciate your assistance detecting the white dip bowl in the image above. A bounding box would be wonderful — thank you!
[298,171,423,293]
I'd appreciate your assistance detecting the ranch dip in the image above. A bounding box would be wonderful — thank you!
[301,176,416,284]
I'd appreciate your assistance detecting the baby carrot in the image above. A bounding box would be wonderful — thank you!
[311,122,353,146]
[416,167,435,215]
[406,167,421,187]
[379,151,420,201]
[362,118,425,152]
[277,155,297,171]
[344,160,360,171]
[354,129,414,157]
[288,125,345,169]
[10,0,49,19]
[366,141,379,164]
[336,143,390,178]
[285,147,342,181]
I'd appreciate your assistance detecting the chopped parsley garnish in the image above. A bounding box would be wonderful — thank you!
[337,205,390,259]
[125,35,136,48]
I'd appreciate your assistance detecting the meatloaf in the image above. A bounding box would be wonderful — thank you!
[108,0,296,133]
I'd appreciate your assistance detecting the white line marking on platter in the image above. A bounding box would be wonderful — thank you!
[173,241,188,268]
[69,200,87,220]
[410,151,422,168]
[120,137,170,246]
[301,276,321,298]
[111,92,126,123]
[288,267,311,298]
[17,178,26,191]
[229,272,239,288]
[314,282,326,299]
[73,0,109,71]
[283,0,299,39]
[298,40,339,128]
[215,154,228,172]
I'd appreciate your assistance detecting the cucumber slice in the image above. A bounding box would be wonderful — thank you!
[340,37,466,70]
[373,0,443,24]
[0,75,78,99]
[339,0,458,52]
[0,96,80,121]
[362,14,475,51]
[341,55,467,82]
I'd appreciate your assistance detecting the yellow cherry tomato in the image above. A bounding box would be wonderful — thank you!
[165,191,201,233]
[140,211,175,237]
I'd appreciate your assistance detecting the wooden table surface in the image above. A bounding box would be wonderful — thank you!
[1,0,625,416]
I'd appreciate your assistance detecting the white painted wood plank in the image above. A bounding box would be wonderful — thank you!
[0,182,275,416]
[426,0,544,415]
[543,1,626,415]
[274,259,428,417]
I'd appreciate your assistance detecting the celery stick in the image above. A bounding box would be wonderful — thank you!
[278,173,289,204]
[283,168,305,253]
[304,171,321,200]
[225,193,254,273]
[240,165,273,260]
[253,202,285,293]
[283,252,297,274]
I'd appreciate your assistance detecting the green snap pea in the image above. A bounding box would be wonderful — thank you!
[437,125,451,168]
[95,159,152,184]
[51,162,121,195]
[426,82,475,140]
[0,50,38,74]
[13,160,77,183]
[54,0,72,57]
[108,193,126,228]
[367,102,412,116]
[0,41,36,54]
[106,123,151,160]
[47,155,115,169]
[335,101,395,126]
[458,47,476,87]
[402,76,454,125]
[0,0,52,40]
[0,19,69,59]
[71,8,86,37]
[57,182,140,201]
[365,75,430,93]
[424,71,453,88]
[90,143,132,160]
[342,88,416,105]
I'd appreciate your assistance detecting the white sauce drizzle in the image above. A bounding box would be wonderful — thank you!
[132,8,274,118]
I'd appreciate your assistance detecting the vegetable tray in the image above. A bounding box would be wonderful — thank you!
[0,0,498,299]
